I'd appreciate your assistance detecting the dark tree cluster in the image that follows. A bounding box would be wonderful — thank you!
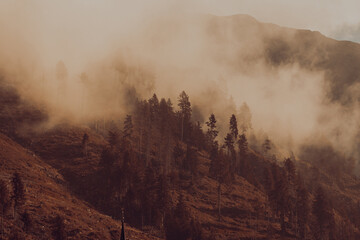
[79,89,360,239]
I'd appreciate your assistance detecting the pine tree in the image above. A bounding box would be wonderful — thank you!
[206,114,218,146]
[177,91,192,142]
[229,114,238,141]
[12,172,25,218]
[224,133,234,156]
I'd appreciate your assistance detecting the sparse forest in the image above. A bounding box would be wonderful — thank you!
[1,4,360,240]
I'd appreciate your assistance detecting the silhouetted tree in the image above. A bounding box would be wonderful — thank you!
[224,133,234,155]
[206,114,218,146]
[229,114,238,141]
[177,91,192,142]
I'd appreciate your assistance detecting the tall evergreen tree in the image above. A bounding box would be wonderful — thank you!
[224,134,234,155]
[206,114,218,146]
[229,114,238,141]
[177,91,192,142]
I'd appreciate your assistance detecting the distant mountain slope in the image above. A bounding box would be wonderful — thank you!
[0,133,160,240]
[206,14,360,104]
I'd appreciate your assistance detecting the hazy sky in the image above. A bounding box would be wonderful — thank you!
[192,0,360,41]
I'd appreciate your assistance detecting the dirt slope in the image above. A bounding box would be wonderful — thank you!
[0,132,160,240]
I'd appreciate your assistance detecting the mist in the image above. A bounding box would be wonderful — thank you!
[0,1,359,165]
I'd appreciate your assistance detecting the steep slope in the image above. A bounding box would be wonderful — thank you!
[0,132,160,240]
[29,126,295,239]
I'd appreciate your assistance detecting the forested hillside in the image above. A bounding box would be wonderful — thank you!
[1,13,360,240]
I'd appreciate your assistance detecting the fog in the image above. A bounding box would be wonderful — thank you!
[0,1,359,165]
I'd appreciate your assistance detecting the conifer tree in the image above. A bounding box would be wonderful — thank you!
[206,114,218,146]
[224,133,235,156]
[177,91,192,142]
[229,114,238,140]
